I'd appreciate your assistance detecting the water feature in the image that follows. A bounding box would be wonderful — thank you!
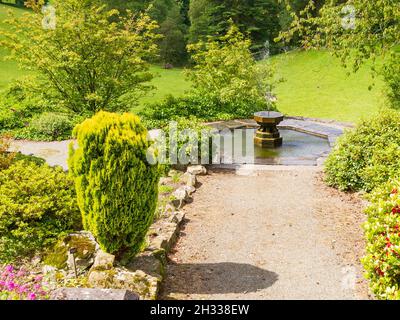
[219,128,331,166]
[254,111,284,148]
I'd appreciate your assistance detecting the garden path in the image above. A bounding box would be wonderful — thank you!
[161,167,371,300]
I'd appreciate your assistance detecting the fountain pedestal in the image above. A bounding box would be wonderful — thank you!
[254,111,284,148]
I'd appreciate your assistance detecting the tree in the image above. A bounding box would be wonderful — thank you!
[150,0,187,65]
[101,0,188,65]
[279,0,400,107]
[0,0,159,114]
[187,24,275,111]
[159,9,187,65]
[188,0,281,53]
[177,0,190,25]
[188,0,216,44]
[278,0,327,47]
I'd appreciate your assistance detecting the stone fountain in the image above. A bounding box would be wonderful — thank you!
[254,111,284,148]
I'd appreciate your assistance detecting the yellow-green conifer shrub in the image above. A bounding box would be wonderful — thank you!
[68,111,159,257]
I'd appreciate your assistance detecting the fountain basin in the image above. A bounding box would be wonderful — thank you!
[254,111,284,148]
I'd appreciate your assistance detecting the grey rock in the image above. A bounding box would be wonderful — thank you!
[183,185,196,196]
[127,251,166,278]
[172,187,189,209]
[187,165,207,175]
[113,269,160,300]
[182,172,197,187]
[50,288,139,300]
[90,250,115,271]
[64,232,99,275]
[44,231,99,275]
[169,211,185,224]
[173,187,188,201]
[88,269,115,287]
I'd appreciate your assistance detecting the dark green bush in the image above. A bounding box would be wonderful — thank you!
[0,161,81,263]
[324,109,400,192]
[68,111,160,257]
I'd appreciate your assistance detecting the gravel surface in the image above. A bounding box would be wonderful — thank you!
[10,140,74,170]
[161,167,372,300]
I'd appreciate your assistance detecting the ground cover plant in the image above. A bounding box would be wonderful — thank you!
[0,161,81,263]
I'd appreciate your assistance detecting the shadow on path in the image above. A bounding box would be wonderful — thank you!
[161,262,278,297]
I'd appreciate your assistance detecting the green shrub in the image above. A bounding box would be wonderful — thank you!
[140,94,271,130]
[13,153,46,167]
[153,116,213,166]
[362,181,400,300]
[324,109,400,192]
[68,111,160,257]
[0,78,54,132]
[0,161,81,263]
[187,24,275,113]
[383,53,400,110]
[0,135,16,170]
[25,112,83,141]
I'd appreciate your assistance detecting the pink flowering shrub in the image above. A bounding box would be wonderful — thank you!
[0,265,49,300]
[362,181,400,299]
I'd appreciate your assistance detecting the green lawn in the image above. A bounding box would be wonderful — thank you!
[0,3,385,123]
[272,50,384,123]
[139,66,191,106]
[0,4,28,89]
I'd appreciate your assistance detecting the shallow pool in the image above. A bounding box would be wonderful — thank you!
[219,129,331,166]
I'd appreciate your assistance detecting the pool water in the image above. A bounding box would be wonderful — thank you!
[219,129,331,166]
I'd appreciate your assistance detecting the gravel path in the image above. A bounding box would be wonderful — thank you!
[161,167,371,300]
[10,140,74,170]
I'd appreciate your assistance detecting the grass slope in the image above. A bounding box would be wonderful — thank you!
[140,66,191,106]
[272,50,385,123]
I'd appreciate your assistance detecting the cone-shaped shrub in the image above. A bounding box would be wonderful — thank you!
[68,111,159,256]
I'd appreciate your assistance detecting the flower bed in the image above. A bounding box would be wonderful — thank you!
[362,181,400,299]
[0,265,49,300]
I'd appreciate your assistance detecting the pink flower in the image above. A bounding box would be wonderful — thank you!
[17,270,26,277]
[18,285,28,294]
[34,275,43,282]
[27,292,36,300]
[7,281,16,290]
[5,265,13,273]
